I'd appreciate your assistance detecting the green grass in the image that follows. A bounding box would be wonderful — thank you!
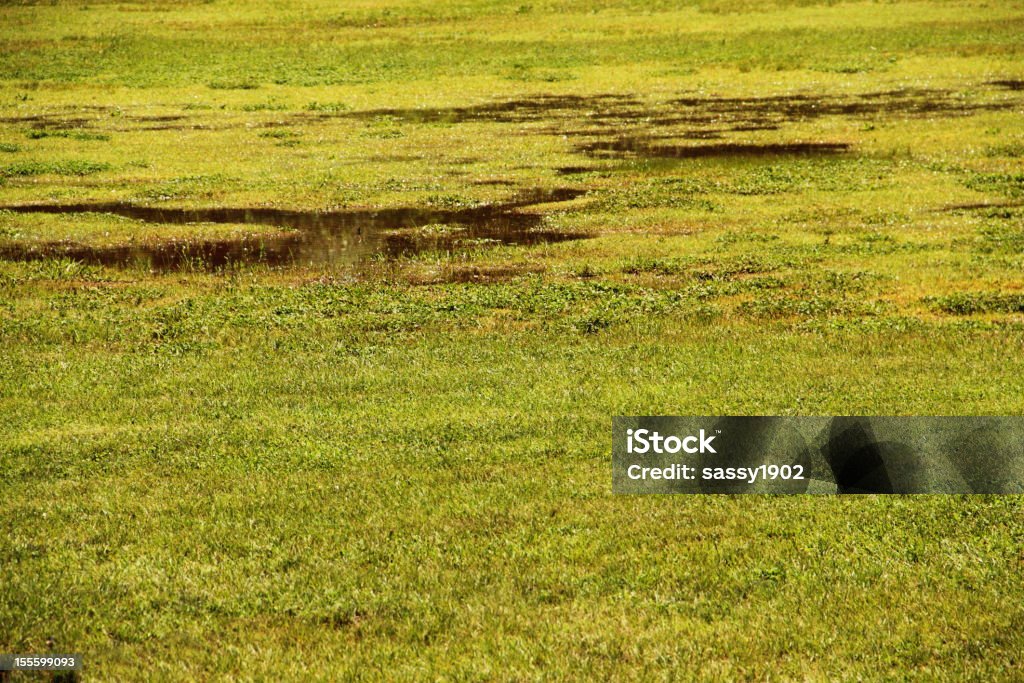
[0,210,291,247]
[0,160,112,178]
[2,0,1024,679]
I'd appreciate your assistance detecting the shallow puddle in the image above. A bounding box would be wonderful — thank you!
[575,139,850,159]
[939,200,1024,212]
[328,87,1015,166]
[989,79,1024,91]
[0,189,587,272]
[3,84,1016,143]
[336,87,1018,132]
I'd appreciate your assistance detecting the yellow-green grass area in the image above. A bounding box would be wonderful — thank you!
[2,0,1024,679]
[0,211,292,248]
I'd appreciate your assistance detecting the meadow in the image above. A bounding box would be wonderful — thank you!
[1,0,1023,679]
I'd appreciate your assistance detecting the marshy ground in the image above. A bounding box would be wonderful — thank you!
[1,0,1024,679]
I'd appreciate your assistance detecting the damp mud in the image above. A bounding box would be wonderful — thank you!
[574,139,850,160]
[3,84,1018,157]
[938,200,1024,212]
[555,166,604,175]
[989,79,1024,91]
[334,86,1019,132]
[0,189,587,272]
[329,86,1016,162]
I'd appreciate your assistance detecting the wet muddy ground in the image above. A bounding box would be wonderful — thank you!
[1,82,1020,272]
[5,84,1018,140]
[573,140,850,159]
[938,200,1024,212]
[0,189,587,272]
[336,87,1017,128]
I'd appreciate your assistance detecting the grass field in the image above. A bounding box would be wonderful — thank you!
[2,0,1024,679]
